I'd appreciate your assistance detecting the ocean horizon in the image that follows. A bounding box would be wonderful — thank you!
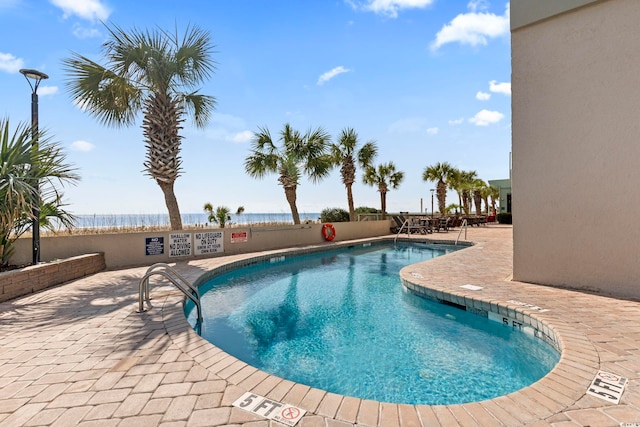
[70,212,322,229]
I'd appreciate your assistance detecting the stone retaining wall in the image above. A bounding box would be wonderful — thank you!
[0,253,106,303]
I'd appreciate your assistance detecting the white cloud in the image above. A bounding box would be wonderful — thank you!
[476,91,491,101]
[448,118,464,126]
[37,86,58,96]
[0,52,24,73]
[388,117,427,133]
[349,0,434,18]
[469,109,504,126]
[467,0,489,12]
[426,127,439,135]
[231,130,254,144]
[72,24,101,39]
[204,113,254,144]
[431,2,509,51]
[0,0,20,8]
[70,140,95,152]
[317,66,352,86]
[489,80,511,95]
[50,0,111,21]
[211,113,246,129]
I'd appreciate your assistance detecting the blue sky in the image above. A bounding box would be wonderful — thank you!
[1,0,512,216]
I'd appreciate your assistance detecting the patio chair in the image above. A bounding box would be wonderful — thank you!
[435,217,449,232]
[394,215,429,234]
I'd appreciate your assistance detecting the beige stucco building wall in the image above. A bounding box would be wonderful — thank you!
[511,0,640,299]
[11,221,393,269]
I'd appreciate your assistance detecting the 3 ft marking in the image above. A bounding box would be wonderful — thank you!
[232,392,306,426]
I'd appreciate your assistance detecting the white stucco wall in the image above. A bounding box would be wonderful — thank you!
[11,221,393,269]
[512,0,640,299]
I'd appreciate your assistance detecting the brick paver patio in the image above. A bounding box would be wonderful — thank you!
[1,225,639,426]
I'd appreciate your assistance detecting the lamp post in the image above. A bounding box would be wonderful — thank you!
[430,188,434,218]
[19,68,49,265]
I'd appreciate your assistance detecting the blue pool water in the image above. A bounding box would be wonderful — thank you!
[185,242,560,405]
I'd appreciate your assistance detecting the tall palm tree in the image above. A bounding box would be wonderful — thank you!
[0,119,79,266]
[330,127,378,221]
[422,162,455,216]
[244,123,332,224]
[471,178,487,215]
[460,171,478,215]
[488,185,499,215]
[63,23,216,230]
[448,167,464,214]
[362,162,404,219]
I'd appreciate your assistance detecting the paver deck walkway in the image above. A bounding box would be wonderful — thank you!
[1,225,640,426]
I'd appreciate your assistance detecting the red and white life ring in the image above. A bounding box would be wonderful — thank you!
[322,223,336,241]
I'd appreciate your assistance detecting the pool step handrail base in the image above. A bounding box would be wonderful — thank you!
[138,263,203,322]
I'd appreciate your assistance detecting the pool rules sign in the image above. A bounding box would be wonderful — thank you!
[232,392,305,426]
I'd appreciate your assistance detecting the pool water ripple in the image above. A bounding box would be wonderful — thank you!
[186,243,559,405]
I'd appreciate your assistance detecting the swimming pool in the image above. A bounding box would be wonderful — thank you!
[185,241,560,405]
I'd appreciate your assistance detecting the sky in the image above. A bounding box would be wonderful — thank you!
[0,0,512,216]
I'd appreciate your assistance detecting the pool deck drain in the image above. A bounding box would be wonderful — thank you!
[1,226,640,426]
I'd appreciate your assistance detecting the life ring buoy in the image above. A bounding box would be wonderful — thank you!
[322,223,336,241]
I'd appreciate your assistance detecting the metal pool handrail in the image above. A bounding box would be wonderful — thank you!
[138,263,202,322]
[455,219,468,245]
[394,218,411,244]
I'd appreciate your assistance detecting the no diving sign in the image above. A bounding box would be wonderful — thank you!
[232,392,306,426]
[587,370,628,404]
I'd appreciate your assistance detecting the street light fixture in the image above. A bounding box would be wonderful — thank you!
[19,68,49,265]
[430,188,435,218]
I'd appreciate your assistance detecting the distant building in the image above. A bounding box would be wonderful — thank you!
[511,0,640,299]
[488,179,511,214]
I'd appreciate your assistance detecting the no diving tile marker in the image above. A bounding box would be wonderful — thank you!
[232,392,306,426]
[587,370,627,404]
[460,284,483,290]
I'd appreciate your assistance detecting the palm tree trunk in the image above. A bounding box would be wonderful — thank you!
[437,181,447,216]
[346,184,355,221]
[284,186,300,224]
[159,181,183,230]
[380,191,387,219]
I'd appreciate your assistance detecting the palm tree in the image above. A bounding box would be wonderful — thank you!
[448,167,464,212]
[455,170,477,215]
[244,123,331,224]
[0,119,79,266]
[488,185,499,215]
[203,203,231,228]
[422,162,455,216]
[471,178,487,215]
[362,162,404,219]
[331,128,378,221]
[63,23,216,230]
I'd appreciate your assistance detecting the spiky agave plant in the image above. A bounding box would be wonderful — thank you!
[0,119,78,267]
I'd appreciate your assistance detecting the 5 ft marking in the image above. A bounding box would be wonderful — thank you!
[233,392,306,426]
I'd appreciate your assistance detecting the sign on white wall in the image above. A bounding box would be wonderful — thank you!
[169,233,192,257]
[231,231,248,243]
[194,231,224,255]
[145,237,164,256]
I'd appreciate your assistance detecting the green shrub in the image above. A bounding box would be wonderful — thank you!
[320,208,350,223]
[496,212,512,224]
[354,206,380,214]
